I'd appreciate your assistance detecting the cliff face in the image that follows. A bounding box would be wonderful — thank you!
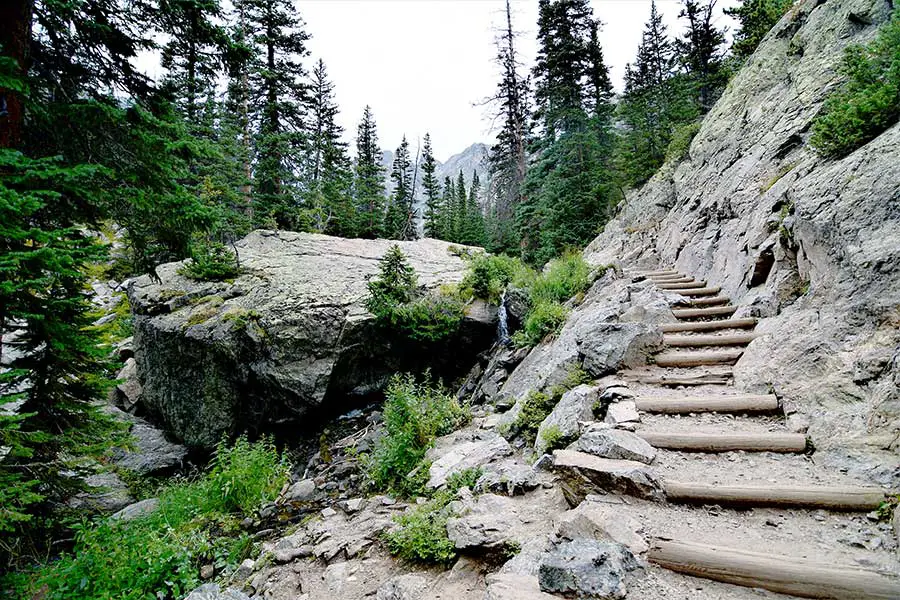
[584,0,899,483]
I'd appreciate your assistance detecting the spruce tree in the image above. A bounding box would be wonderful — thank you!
[465,170,486,246]
[454,170,468,243]
[441,175,455,242]
[385,136,414,240]
[421,133,443,239]
[353,105,387,238]
[676,0,728,111]
[726,0,793,59]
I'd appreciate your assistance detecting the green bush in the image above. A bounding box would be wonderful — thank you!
[530,251,593,306]
[365,374,470,497]
[539,425,567,452]
[665,122,701,163]
[179,241,241,281]
[22,437,288,600]
[513,301,569,347]
[460,254,533,303]
[811,13,900,158]
[513,391,555,445]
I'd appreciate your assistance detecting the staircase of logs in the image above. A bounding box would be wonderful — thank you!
[623,268,900,599]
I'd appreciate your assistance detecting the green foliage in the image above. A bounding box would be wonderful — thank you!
[810,13,900,158]
[665,122,701,163]
[179,240,241,281]
[513,391,556,445]
[366,245,418,319]
[875,494,899,521]
[365,374,470,498]
[87,294,134,349]
[21,437,288,600]
[726,0,794,59]
[540,425,567,452]
[460,253,533,303]
[514,301,569,347]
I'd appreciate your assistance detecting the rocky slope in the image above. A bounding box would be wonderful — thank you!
[128,231,495,448]
[584,0,899,485]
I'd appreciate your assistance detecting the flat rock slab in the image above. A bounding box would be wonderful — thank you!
[552,449,664,504]
[427,432,513,489]
[475,459,540,496]
[570,428,657,464]
[446,493,522,550]
[535,384,598,454]
[557,501,649,554]
[538,539,641,599]
[605,401,641,426]
[375,574,429,600]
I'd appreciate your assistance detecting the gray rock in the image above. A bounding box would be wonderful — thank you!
[129,232,495,448]
[552,449,663,504]
[111,498,160,522]
[556,501,648,554]
[534,384,598,455]
[446,494,521,551]
[577,322,663,378]
[475,459,539,496]
[69,471,134,513]
[106,407,187,476]
[605,401,640,427]
[375,574,429,600]
[570,428,656,464]
[426,431,512,489]
[893,505,900,550]
[184,584,251,600]
[232,558,256,583]
[485,574,558,600]
[111,357,142,410]
[538,540,641,599]
[286,479,316,502]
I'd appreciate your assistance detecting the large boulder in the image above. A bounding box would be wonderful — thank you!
[128,232,495,448]
[534,384,598,455]
[538,540,641,599]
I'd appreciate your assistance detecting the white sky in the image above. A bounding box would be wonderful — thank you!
[303,0,739,161]
[138,0,739,162]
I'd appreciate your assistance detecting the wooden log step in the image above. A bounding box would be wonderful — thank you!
[640,269,680,276]
[639,432,807,453]
[657,280,703,289]
[647,273,689,281]
[663,481,890,511]
[672,305,737,320]
[664,333,756,348]
[687,296,730,307]
[648,538,900,600]
[655,350,743,367]
[660,318,757,333]
[674,286,721,296]
[638,373,733,386]
[634,394,778,414]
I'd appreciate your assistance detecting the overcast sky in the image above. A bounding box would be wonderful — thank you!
[302,0,738,161]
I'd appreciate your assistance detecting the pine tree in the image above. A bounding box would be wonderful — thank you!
[454,170,468,243]
[385,136,416,240]
[304,59,353,235]
[726,0,793,59]
[421,133,443,239]
[486,0,529,251]
[353,106,386,238]
[441,175,455,241]
[464,170,486,246]
[676,0,728,111]
[238,0,311,229]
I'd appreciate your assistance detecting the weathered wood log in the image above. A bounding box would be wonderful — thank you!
[663,333,756,347]
[648,538,900,600]
[687,296,730,307]
[660,318,757,333]
[637,373,733,386]
[657,280,703,289]
[635,394,778,414]
[639,432,807,452]
[639,269,680,276]
[655,350,743,367]
[672,305,737,319]
[647,274,689,281]
[674,286,721,296]
[663,481,889,510]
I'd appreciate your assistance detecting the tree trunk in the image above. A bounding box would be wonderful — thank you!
[0,0,32,150]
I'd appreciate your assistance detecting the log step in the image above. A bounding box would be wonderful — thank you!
[640,269,680,276]
[657,281,705,289]
[660,318,757,333]
[685,296,730,307]
[635,394,778,414]
[639,432,807,453]
[655,350,743,367]
[637,373,733,386]
[649,274,693,282]
[663,481,890,511]
[648,538,900,600]
[672,305,737,320]
[674,286,721,296]
[663,333,756,347]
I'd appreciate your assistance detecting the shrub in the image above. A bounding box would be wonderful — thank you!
[460,254,533,303]
[513,391,556,445]
[665,122,701,163]
[530,251,593,306]
[539,425,567,452]
[365,245,418,319]
[810,13,900,158]
[23,437,288,600]
[513,301,569,347]
[179,241,240,281]
[365,374,470,497]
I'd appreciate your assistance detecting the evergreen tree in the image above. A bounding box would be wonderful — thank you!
[464,170,486,246]
[304,59,353,235]
[486,0,529,251]
[238,0,311,229]
[440,175,455,241]
[385,136,414,240]
[421,133,442,239]
[676,0,728,111]
[353,106,386,238]
[726,0,793,59]
[454,170,468,242]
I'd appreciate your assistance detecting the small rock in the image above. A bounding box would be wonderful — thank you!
[552,449,663,504]
[200,564,215,580]
[321,507,338,518]
[376,574,429,600]
[286,479,316,502]
[110,498,160,522]
[232,558,255,583]
[557,501,648,554]
[605,401,640,426]
[426,432,513,489]
[476,460,540,496]
[569,428,656,465]
[538,540,641,599]
[342,497,365,512]
[184,583,251,600]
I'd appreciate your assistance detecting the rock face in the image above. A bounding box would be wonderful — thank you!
[128,231,495,448]
[538,540,641,599]
[534,384,597,455]
[582,0,900,485]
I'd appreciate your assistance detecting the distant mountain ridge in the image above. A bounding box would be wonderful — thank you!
[380,142,490,204]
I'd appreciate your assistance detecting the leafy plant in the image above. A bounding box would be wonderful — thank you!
[665,121,701,163]
[460,253,532,303]
[513,301,569,347]
[513,391,556,445]
[179,240,241,281]
[364,374,470,497]
[539,425,567,452]
[810,13,900,157]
